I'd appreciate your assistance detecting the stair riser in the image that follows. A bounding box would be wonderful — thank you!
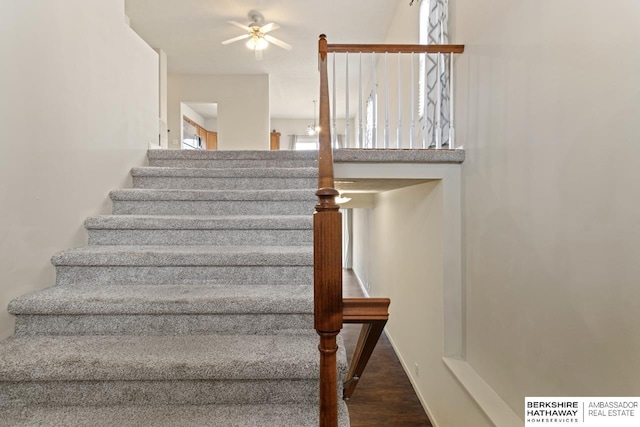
[133,177,316,191]
[14,314,313,336]
[112,200,314,216]
[85,216,314,231]
[55,266,314,286]
[87,229,313,246]
[148,159,317,169]
[0,379,319,407]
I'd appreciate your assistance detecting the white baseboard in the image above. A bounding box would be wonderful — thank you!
[348,271,436,422]
[384,331,441,427]
[351,270,521,426]
[443,357,523,427]
[381,332,523,427]
[350,270,370,297]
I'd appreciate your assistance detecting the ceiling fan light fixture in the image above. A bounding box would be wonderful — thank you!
[246,36,268,51]
[222,10,291,61]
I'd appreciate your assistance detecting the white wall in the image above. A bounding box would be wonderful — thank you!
[352,208,373,294]
[168,74,269,150]
[352,3,421,149]
[348,2,496,425]
[348,1,525,425]
[454,0,640,420]
[379,1,420,149]
[0,0,158,338]
[204,118,218,132]
[156,48,168,149]
[350,181,492,427]
[352,2,640,424]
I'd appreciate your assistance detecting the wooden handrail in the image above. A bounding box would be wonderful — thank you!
[326,43,464,54]
[342,298,390,400]
[315,33,467,424]
[315,34,342,427]
[343,298,391,323]
[318,34,412,426]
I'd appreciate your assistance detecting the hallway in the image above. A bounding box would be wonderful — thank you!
[342,269,432,426]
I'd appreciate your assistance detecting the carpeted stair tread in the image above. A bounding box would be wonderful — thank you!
[84,214,313,230]
[0,334,336,382]
[84,215,313,246]
[110,188,316,201]
[109,189,316,216]
[148,158,318,169]
[147,150,318,161]
[131,166,318,178]
[149,159,318,169]
[9,284,312,315]
[51,245,313,266]
[130,167,317,190]
[0,402,350,427]
[1,149,350,424]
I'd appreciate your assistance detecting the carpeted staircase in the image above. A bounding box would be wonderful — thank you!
[0,150,350,426]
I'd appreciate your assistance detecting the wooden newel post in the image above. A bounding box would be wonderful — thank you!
[315,34,342,427]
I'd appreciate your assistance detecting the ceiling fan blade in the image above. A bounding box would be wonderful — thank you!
[260,23,280,34]
[264,35,292,50]
[255,48,263,61]
[227,21,251,31]
[221,34,251,45]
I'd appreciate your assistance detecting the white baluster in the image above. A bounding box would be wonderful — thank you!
[436,19,445,150]
[332,52,336,147]
[345,52,350,148]
[384,52,389,148]
[449,52,455,149]
[435,52,442,149]
[359,52,363,148]
[372,53,377,149]
[422,53,427,149]
[410,53,415,149]
[397,52,402,148]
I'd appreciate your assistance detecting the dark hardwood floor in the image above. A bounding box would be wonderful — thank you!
[341,269,433,427]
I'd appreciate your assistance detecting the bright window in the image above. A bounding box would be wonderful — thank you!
[294,135,319,150]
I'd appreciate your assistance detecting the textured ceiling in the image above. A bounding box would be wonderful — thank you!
[125,0,403,119]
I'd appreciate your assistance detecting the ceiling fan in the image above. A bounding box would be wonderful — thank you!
[221,10,292,60]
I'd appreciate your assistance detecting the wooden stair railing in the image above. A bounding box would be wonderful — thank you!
[326,43,464,54]
[315,35,464,426]
[315,34,343,427]
[342,297,390,400]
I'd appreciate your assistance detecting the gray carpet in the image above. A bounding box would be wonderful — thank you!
[0,150,349,426]
[1,403,351,427]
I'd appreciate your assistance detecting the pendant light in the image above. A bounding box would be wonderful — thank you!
[306,100,321,135]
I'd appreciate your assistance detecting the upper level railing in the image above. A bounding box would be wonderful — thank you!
[321,37,464,150]
[314,35,464,427]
